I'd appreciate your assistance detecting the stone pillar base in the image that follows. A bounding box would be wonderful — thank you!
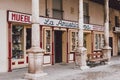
[75,46,89,70]
[24,47,47,80]
[80,65,89,70]
[24,73,47,80]
[106,61,111,65]
[102,46,112,63]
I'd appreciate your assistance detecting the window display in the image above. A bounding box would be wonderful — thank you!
[71,31,78,51]
[44,29,52,54]
[95,34,105,50]
[12,25,24,59]
[72,32,76,51]
[46,30,50,52]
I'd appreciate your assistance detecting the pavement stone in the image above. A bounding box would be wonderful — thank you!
[0,56,120,80]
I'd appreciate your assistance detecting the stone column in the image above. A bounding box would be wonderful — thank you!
[102,0,111,64]
[25,0,47,80]
[75,0,89,70]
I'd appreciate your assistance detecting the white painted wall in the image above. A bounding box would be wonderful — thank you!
[63,0,78,21]
[0,0,105,25]
[63,0,105,25]
[0,10,8,72]
[0,0,45,16]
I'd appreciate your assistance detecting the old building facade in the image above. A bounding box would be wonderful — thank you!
[0,0,119,72]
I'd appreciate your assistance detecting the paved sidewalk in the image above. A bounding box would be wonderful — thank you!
[0,56,120,80]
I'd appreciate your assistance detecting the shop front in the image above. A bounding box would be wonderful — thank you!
[8,11,32,70]
[7,11,105,70]
[7,11,79,70]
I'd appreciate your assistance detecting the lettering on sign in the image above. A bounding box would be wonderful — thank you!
[93,25,104,31]
[39,17,78,28]
[83,24,92,30]
[44,19,54,26]
[8,11,31,24]
[8,11,104,31]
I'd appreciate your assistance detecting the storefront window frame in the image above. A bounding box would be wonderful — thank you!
[94,33,105,50]
[43,28,52,54]
[12,25,24,59]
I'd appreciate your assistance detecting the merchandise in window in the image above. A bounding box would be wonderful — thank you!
[72,32,76,51]
[95,34,105,50]
[71,31,78,52]
[45,30,51,53]
[12,25,24,59]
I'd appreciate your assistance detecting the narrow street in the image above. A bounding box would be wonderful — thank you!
[0,56,120,80]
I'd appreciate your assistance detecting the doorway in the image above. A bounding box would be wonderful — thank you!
[109,37,113,56]
[54,31,63,63]
[26,28,31,50]
[118,37,120,55]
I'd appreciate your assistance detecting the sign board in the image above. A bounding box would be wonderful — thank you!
[39,17,78,28]
[8,11,31,24]
[8,11,104,31]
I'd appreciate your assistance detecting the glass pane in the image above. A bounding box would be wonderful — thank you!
[46,30,51,52]
[95,34,99,49]
[12,25,24,59]
[83,34,86,48]
[72,32,76,51]
[76,32,79,48]
[53,0,62,10]
[83,2,89,16]
[101,34,105,48]
[84,15,89,24]
[53,0,63,19]
[53,10,63,19]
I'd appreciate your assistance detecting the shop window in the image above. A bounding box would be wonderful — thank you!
[44,29,52,54]
[12,25,24,59]
[95,34,105,50]
[70,31,87,52]
[72,32,76,51]
[70,31,78,52]
[101,34,105,48]
[83,33,86,48]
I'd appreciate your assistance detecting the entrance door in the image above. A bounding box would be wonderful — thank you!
[54,31,63,63]
[118,37,120,55]
[109,37,113,56]
[26,28,31,64]
[26,28,31,49]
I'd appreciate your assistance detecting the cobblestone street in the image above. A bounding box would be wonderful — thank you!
[0,56,120,80]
